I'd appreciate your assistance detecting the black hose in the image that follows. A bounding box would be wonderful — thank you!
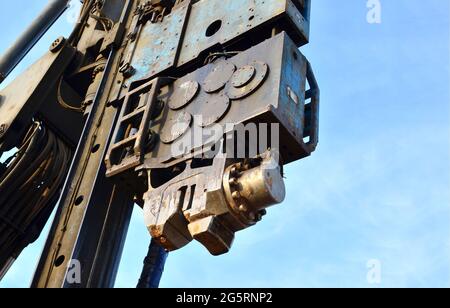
[136,239,168,288]
[0,122,72,272]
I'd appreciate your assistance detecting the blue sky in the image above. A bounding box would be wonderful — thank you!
[0,0,449,288]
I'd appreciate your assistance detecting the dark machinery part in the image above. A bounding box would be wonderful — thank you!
[0,42,80,152]
[0,0,132,285]
[137,239,168,288]
[0,3,82,276]
[0,0,319,288]
[31,0,139,288]
[0,0,70,84]
[0,121,72,280]
[105,2,319,256]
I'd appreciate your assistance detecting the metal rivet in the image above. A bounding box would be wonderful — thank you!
[229,177,238,186]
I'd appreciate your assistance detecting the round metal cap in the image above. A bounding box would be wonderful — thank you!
[203,61,236,93]
[226,61,269,100]
[50,36,66,53]
[231,65,256,88]
[160,111,192,144]
[195,93,230,127]
[168,80,200,110]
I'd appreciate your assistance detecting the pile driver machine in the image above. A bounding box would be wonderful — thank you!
[0,0,319,288]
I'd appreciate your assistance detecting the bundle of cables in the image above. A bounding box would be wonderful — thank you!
[0,121,72,277]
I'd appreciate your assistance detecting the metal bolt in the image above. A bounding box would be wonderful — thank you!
[230,166,239,177]
[231,191,241,199]
[239,204,247,212]
[228,177,238,186]
[50,36,66,53]
[119,63,135,78]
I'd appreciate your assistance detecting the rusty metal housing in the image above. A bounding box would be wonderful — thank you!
[104,0,319,255]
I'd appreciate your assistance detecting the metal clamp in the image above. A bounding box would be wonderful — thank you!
[303,60,320,153]
[105,78,163,177]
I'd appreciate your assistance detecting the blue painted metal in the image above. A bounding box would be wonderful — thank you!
[127,3,191,86]
[126,0,311,86]
[134,32,316,167]
[178,0,311,65]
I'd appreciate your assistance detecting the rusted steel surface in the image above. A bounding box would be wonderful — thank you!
[124,0,311,87]
[126,3,191,86]
[102,0,318,256]
[106,31,319,255]
[113,32,315,168]
[177,0,310,66]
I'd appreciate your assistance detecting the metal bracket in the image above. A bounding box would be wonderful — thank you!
[303,61,320,153]
[105,78,164,177]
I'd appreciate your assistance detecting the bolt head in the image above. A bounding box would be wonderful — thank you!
[231,191,241,199]
[50,36,66,53]
[228,177,238,186]
[239,204,247,212]
[230,166,239,176]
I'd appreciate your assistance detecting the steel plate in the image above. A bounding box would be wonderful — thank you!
[226,61,268,100]
[168,80,200,110]
[231,65,256,88]
[202,61,236,93]
[160,111,192,144]
[195,92,230,127]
